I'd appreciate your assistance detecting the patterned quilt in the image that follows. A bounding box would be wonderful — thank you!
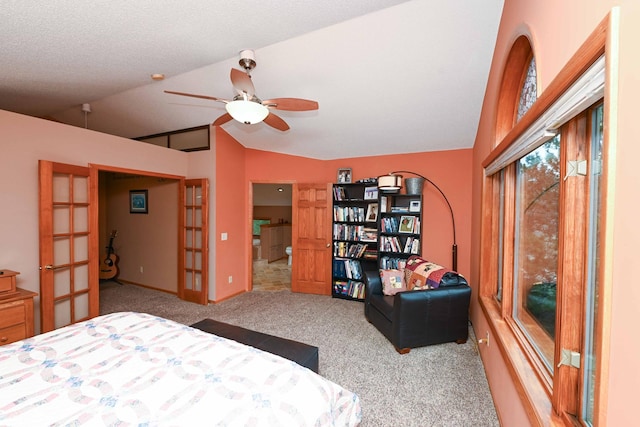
[0,312,361,426]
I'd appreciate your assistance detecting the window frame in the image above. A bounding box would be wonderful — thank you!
[479,15,613,426]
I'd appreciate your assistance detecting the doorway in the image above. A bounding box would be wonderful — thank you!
[98,171,180,293]
[251,183,292,291]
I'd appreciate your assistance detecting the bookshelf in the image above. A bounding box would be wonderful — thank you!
[331,182,379,301]
[378,193,422,270]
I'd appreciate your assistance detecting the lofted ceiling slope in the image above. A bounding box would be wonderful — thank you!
[0,0,504,160]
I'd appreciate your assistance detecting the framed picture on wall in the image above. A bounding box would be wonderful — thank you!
[337,168,352,183]
[130,189,148,214]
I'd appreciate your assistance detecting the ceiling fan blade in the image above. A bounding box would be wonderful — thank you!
[263,112,290,131]
[212,113,233,127]
[230,68,255,96]
[164,90,227,103]
[262,98,319,111]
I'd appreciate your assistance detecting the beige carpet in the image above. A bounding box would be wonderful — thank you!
[100,282,499,426]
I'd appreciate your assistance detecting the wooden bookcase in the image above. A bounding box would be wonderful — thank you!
[331,183,379,301]
[378,193,423,270]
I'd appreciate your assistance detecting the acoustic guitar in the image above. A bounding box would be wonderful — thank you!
[99,230,120,280]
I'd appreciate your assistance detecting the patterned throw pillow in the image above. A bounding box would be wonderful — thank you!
[380,269,406,295]
[404,256,448,290]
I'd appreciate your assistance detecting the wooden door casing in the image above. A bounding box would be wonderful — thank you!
[291,183,332,295]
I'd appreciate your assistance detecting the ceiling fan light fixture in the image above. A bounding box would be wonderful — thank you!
[225,100,269,124]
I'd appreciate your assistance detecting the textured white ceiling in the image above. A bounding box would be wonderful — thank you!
[0,0,504,160]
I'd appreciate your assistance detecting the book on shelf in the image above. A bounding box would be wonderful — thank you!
[379,256,408,270]
[381,216,399,233]
[333,206,365,222]
[332,258,363,280]
[360,227,378,242]
[335,241,364,257]
[380,196,388,213]
[332,280,365,299]
[363,248,378,260]
[411,238,420,254]
[380,235,402,252]
[391,206,409,213]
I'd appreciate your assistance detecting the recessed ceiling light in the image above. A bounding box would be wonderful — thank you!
[151,73,165,81]
[277,187,284,192]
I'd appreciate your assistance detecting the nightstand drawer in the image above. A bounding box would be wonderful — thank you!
[0,303,26,329]
[0,324,27,345]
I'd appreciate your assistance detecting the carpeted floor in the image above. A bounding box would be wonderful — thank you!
[100,282,499,426]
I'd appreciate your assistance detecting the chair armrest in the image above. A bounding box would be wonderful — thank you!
[364,270,383,296]
[363,270,382,319]
[392,285,471,346]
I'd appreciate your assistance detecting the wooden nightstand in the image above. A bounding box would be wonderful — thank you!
[0,287,37,346]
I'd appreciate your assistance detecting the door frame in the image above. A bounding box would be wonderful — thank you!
[248,180,295,291]
[90,163,186,298]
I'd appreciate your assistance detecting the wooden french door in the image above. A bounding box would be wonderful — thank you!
[291,183,332,295]
[179,178,209,304]
[39,161,98,333]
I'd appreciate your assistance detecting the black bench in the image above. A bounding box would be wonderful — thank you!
[190,318,319,373]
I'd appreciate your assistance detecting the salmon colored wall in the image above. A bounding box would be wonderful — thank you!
[243,148,473,276]
[471,1,640,425]
[214,128,247,301]
[0,110,189,333]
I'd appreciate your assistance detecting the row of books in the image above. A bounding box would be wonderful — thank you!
[333,280,365,299]
[332,258,364,280]
[333,224,378,242]
[379,236,420,254]
[380,215,420,234]
[333,242,369,258]
[379,256,409,270]
[333,186,349,201]
[333,206,365,222]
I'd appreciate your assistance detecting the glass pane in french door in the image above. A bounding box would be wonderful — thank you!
[583,104,604,425]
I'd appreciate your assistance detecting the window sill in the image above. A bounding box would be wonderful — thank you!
[480,295,554,426]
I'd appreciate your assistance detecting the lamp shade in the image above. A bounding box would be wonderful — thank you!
[377,174,402,192]
[225,100,269,124]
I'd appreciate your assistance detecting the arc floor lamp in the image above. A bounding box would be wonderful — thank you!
[377,171,457,271]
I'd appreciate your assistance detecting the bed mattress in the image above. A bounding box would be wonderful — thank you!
[0,312,361,426]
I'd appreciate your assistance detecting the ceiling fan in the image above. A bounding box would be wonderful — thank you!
[165,50,318,131]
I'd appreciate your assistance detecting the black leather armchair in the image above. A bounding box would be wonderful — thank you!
[364,270,471,353]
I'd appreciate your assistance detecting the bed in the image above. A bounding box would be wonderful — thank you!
[0,312,361,426]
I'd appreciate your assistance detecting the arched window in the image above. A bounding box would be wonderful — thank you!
[517,56,537,121]
[479,25,608,426]
[494,36,536,142]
